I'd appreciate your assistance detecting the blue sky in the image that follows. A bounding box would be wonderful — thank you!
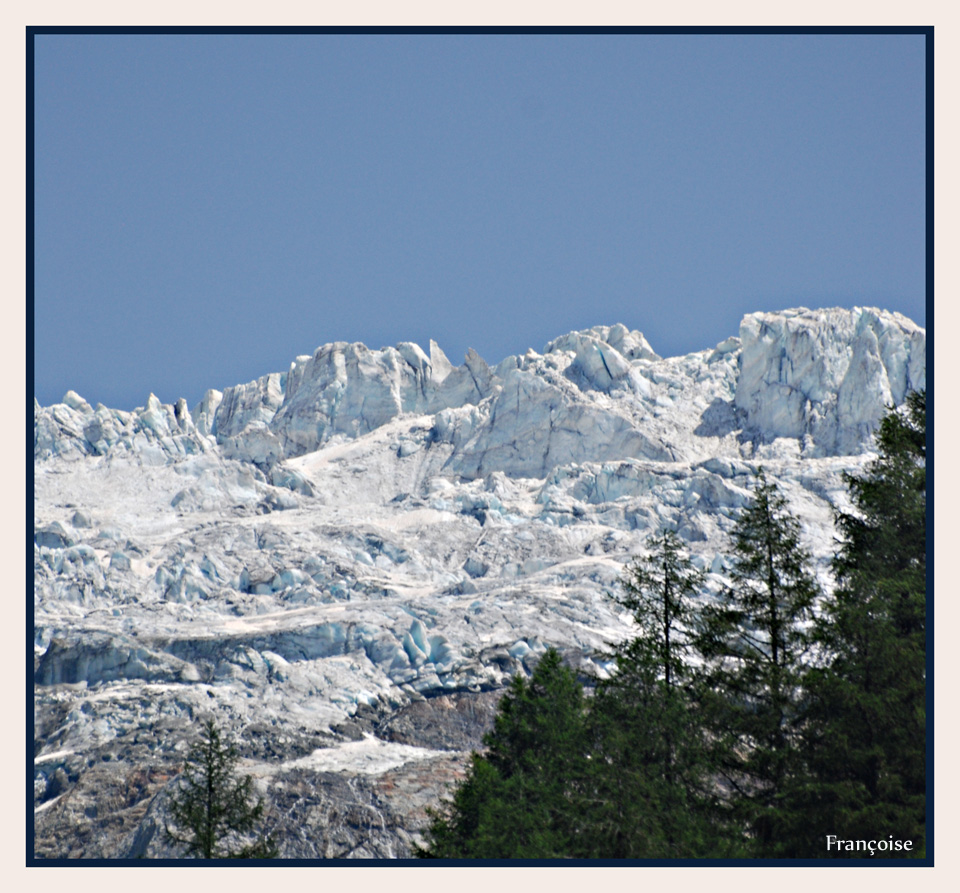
[33,32,926,411]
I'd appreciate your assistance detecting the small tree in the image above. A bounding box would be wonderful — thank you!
[165,719,278,859]
[614,528,705,692]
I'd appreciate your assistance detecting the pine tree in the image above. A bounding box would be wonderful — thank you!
[416,648,589,858]
[165,719,278,859]
[695,470,820,857]
[799,391,926,857]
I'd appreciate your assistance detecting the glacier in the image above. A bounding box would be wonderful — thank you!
[32,306,925,859]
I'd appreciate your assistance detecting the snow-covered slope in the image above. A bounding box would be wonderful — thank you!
[32,306,925,859]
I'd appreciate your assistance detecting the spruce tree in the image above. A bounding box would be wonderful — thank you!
[165,719,278,859]
[416,648,588,858]
[799,391,926,857]
[584,529,730,858]
[613,529,704,693]
[695,470,820,857]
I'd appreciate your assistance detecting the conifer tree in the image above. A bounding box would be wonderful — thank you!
[798,391,926,857]
[165,719,278,859]
[695,470,820,857]
[583,529,730,857]
[613,529,704,693]
[416,648,588,858]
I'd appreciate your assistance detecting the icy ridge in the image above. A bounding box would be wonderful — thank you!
[35,307,925,468]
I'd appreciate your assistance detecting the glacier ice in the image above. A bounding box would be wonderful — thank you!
[735,307,925,455]
[32,306,925,858]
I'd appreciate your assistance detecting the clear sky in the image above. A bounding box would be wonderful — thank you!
[33,32,926,411]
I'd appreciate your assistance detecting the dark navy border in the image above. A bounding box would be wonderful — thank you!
[24,855,935,868]
[27,23,935,869]
[924,27,934,869]
[26,24,36,869]
[27,25,932,36]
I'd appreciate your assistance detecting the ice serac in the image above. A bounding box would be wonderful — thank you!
[270,342,415,456]
[33,306,926,859]
[214,372,286,438]
[567,334,634,392]
[190,389,223,436]
[735,307,926,456]
[544,323,660,362]
[269,341,498,457]
[208,373,288,467]
[434,360,673,480]
[34,391,214,462]
[429,339,455,383]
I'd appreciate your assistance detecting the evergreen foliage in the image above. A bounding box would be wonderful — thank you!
[165,719,278,859]
[613,529,704,691]
[694,470,820,856]
[798,391,927,856]
[415,400,928,860]
[416,648,589,858]
[584,529,732,857]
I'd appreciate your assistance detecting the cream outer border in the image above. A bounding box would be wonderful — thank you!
[7,3,955,891]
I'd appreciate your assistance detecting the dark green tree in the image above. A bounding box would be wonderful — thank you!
[695,470,820,857]
[613,528,705,693]
[165,719,278,859]
[582,529,731,858]
[416,648,589,858]
[797,391,926,857]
